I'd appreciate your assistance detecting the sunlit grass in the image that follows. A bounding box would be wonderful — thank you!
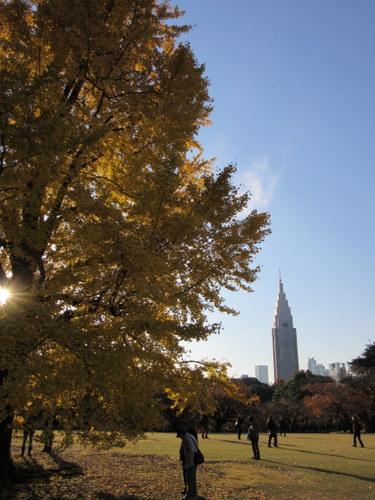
[116,432,375,499]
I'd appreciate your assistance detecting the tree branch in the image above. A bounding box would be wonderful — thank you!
[0,133,6,176]
[179,359,222,368]
[81,173,138,199]
[109,249,127,314]
[0,262,7,284]
[173,273,211,297]
[21,242,46,284]
[0,238,11,249]
[94,90,106,116]
[43,149,84,242]
[0,194,20,206]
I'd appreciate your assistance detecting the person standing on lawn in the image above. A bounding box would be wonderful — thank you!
[267,415,278,447]
[179,435,188,496]
[278,416,287,437]
[247,416,260,460]
[352,416,365,448]
[200,414,209,439]
[177,428,204,499]
[21,412,37,457]
[235,414,244,440]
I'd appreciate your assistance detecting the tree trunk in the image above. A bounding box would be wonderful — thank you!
[0,370,14,488]
[0,230,38,487]
[0,411,14,488]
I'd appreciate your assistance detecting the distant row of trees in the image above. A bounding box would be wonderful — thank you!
[166,342,375,434]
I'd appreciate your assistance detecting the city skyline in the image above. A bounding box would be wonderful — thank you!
[179,0,375,381]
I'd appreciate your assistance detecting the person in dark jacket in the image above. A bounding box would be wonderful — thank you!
[352,416,365,448]
[278,416,287,437]
[200,414,209,439]
[20,403,42,457]
[179,437,188,496]
[42,412,57,453]
[21,413,37,456]
[235,414,244,440]
[267,416,278,447]
[177,428,203,499]
[247,416,260,460]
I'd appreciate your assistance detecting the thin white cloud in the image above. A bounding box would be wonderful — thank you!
[242,157,278,210]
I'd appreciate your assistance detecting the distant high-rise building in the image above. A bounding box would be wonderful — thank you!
[308,357,329,376]
[329,362,347,381]
[272,279,299,382]
[308,357,318,373]
[255,365,269,385]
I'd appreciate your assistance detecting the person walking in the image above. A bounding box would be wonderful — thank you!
[267,416,278,448]
[177,428,204,499]
[352,416,365,448]
[247,416,260,460]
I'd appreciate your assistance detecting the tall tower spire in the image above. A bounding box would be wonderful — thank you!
[272,278,299,382]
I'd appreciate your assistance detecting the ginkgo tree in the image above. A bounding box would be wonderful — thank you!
[0,0,270,485]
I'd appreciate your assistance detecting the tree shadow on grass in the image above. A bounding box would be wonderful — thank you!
[220,439,250,446]
[48,450,84,476]
[22,456,48,476]
[4,454,84,500]
[275,442,297,447]
[95,493,140,500]
[206,459,248,466]
[289,447,375,463]
[220,438,298,449]
[15,452,83,481]
[262,458,375,483]
[12,456,50,483]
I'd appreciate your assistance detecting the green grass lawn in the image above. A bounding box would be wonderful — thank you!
[116,432,375,499]
[10,431,375,499]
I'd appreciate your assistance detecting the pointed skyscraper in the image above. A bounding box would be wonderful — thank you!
[272,278,299,382]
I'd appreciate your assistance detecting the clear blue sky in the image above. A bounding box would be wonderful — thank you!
[177,0,375,382]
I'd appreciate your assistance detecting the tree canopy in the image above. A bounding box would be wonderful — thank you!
[272,371,331,402]
[0,0,270,480]
[349,342,375,376]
